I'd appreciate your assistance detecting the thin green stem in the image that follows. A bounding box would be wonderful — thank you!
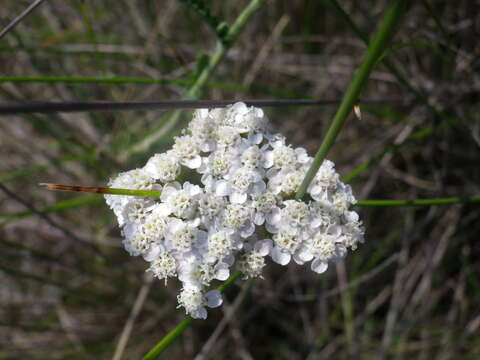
[141,271,242,360]
[355,196,480,207]
[326,0,459,182]
[0,194,102,226]
[295,1,407,200]
[0,76,191,85]
[326,0,434,115]
[39,183,161,197]
[216,270,242,292]
[142,317,193,360]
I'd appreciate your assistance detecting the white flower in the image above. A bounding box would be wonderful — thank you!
[104,101,365,319]
[177,286,222,319]
[198,193,226,223]
[252,191,279,226]
[107,168,155,190]
[165,218,207,253]
[187,109,217,152]
[241,145,264,168]
[222,203,253,234]
[105,168,155,225]
[281,200,310,227]
[122,222,151,256]
[237,239,272,278]
[144,151,181,183]
[199,147,239,181]
[273,229,301,254]
[268,168,305,196]
[159,182,202,219]
[147,251,177,283]
[217,167,266,204]
[308,160,339,200]
[223,102,266,134]
[206,228,236,261]
[141,204,169,242]
[263,138,297,170]
[173,134,202,169]
[215,126,241,147]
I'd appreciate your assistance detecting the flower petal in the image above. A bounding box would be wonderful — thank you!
[230,191,247,204]
[254,239,273,256]
[206,290,223,308]
[191,307,208,319]
[271,246,291,265]
[215,180,231,197]
[311,258,329,273]
[184,155,202,169]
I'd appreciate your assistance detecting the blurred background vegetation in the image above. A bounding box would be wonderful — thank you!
[1,0,479,358]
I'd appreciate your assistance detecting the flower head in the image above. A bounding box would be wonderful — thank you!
[105,103,365,319]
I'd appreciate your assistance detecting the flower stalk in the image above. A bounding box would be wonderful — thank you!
[356,196,480,207]
[39,183,161,197]
[295,1,408,200]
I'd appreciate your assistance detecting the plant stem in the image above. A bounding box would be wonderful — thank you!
[326,0,459,183]
[295,1,407,200]
[39,183,161,197]
[355,196,480,207]
[141,271,242,360]
[142,317,193,360]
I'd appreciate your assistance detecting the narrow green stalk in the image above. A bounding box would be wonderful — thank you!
[142,317,193,360]
[356,196,480,207]
[326,0,435,116]
[295,1,407,200]
[215,270,242,292]
[326,0,459,182]
[141,271,242,360]
[0,76,242,91]
[421,0,454,52]
[39,183,161,197]
[0,76,192,85]
[0,194,102,226]
[178,0,227,42]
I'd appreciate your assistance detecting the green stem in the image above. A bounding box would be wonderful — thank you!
[97,188,161,197]
[0,76,193,85]
[141,271,242,360]
[39,183,161,197]
[356,196,480,207]
[326,0,459,183]
[142,317,193,360]
[295,1,407,200]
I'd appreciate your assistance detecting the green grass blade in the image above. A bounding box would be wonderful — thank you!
[39,183,162,197]
[141,317,194,360]
[356,196,480,207]
[296,1,408,200]
[0,164,47,182]
[0,194,102,226]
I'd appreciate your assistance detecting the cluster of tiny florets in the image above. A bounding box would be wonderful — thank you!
[105,102,365,319]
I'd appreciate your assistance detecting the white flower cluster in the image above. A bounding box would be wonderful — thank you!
[105,102,364,319]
